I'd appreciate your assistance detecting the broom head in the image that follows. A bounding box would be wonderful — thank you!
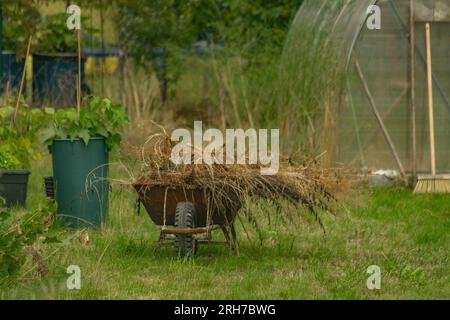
[414,174,450,193]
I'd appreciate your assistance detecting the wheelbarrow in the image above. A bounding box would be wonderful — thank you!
[133,184,241,256]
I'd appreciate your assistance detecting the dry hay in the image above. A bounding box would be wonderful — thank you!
[130,125,347,230]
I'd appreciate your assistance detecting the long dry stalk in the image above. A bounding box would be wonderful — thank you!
[130,126,346,229]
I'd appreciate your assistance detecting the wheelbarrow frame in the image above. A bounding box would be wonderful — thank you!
[133,184,240,253]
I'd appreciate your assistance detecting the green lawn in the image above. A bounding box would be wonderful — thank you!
[1,156,449,300]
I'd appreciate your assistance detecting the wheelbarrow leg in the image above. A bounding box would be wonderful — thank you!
[157,230,165,249]
[220,226,231,246]
[221,224,239,255]
[230,223,239,255]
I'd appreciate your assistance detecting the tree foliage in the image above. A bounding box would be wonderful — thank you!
[115,0,303,58]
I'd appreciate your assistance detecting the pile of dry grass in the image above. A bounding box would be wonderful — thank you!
[131,126,346,226]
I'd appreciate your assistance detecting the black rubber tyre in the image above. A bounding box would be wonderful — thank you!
[174,202,197,257]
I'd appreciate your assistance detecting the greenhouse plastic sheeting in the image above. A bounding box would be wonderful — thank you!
[285,0,450,173]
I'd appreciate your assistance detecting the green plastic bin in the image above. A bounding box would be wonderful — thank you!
[50,137,109,228]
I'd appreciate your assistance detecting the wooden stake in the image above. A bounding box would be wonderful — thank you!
[425,23,436,177]
[409,0,417,181]
[77,28,81,113]
[4,80,10,105]
[13,34,32,124]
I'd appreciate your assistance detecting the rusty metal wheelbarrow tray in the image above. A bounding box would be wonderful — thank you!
[133,184,240,227]
[133,184,240,254]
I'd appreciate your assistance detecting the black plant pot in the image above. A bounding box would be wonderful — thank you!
[0,170,31,208]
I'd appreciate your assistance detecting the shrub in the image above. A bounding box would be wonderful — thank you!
[0,100,50,169]
[41,96,129,150]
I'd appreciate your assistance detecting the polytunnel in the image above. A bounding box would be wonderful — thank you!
[283,0,450,177]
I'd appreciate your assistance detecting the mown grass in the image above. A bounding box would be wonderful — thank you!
[1,155,449,300]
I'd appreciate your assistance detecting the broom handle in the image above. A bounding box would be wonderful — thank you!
[77,28,81,113]
[425,23,436,177]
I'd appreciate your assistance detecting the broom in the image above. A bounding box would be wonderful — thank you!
[414,23,450,193]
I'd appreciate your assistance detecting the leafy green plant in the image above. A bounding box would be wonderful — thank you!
[42,97,129,150]
[0,100,50,169]
[0,198,59,278]
[0,144,21,170]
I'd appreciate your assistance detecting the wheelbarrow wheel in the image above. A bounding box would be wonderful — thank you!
[174,202,197,257]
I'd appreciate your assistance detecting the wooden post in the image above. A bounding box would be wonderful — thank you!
[0,3,3,94]
[77,28,81,112]
[119,53,126,106]
[13,35,32,124]
[4,80,10,105]
[90,5,94,91]
[100,0,105,96]
[409,0,417,181]
[355,60,408,185]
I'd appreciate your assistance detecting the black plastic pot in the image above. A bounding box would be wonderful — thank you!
[0,170,31,208]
